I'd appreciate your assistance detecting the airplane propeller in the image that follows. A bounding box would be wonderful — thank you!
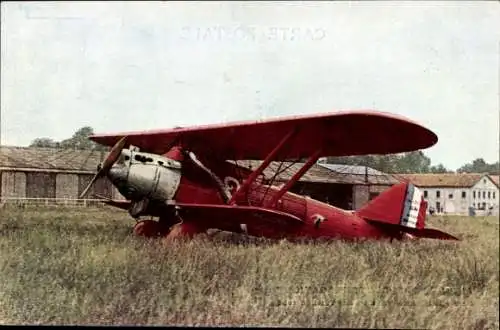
[79,136,128,198]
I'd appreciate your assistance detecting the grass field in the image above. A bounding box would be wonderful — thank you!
[0,205,498,328]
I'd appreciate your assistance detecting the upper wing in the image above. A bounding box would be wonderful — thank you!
[90,110,438,160]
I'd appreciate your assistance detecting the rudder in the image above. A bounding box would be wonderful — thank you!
[356,182,426,229]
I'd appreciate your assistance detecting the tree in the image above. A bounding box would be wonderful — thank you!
[457,158,499,174]
[29,127,108,151]
[326,151,432,174]
[429,163,451,173]
[392,151,431,173]
[59,126,107,150]
[29,138,60,148]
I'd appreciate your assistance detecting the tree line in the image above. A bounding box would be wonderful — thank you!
[325,153,498,175]
[30,126,499,174]
[30,126,108,152]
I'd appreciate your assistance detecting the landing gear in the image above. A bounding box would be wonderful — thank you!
[133,218,177,238]
[129,198,150,218]
[133,220,162,238]
[131,205,206,242]
[163,222,208,243]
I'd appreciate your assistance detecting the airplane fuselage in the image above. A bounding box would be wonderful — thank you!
[105,149,398,241]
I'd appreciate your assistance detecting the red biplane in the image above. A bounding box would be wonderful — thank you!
[80,110,459,242]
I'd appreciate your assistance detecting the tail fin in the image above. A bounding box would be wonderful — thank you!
[356,182,459,241]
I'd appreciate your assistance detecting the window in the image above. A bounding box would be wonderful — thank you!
[484,179,486,184]
[436,190,441,198]
[488,191,491,199]
[424,190,428,198]
[482,202,486,209]
[472,203,475,208]
[448,193,453,199]
[473,191,476,198]
[494,192,496,199]
[462,191,466,199]
[483,191,486,198]
[436,202,441,212]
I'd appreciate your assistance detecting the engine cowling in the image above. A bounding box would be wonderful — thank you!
[109,150,182,202]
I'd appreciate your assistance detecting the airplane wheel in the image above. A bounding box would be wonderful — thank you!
[163,222,207,244]
[133,220,161,238]
[158,215,179,236]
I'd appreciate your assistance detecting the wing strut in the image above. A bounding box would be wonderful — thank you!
[266,149,322,207]
[229,129,297,204]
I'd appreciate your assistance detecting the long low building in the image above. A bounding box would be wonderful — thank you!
[397,173,499,216]
[1,145,398,209]
[0,145,124,203]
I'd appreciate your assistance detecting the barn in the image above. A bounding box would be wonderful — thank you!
[0,145,124,205]
[0,146,398,210]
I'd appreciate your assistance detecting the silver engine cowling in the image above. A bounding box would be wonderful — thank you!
[108,150,181,202]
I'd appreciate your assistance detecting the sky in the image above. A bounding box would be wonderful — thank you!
[1,1,499,170]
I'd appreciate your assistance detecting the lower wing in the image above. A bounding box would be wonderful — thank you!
[174,203,304,237]
[97,196,304,237]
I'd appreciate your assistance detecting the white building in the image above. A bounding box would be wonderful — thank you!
[398,173,499,216]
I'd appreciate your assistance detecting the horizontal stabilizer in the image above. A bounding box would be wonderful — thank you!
[366,220,459,241]
[405,227,460,241]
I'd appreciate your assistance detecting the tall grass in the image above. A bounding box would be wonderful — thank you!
[0,206,498,328]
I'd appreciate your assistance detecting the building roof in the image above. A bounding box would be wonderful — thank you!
[396,173,484,188]
[0,145,105,173]
[233,160,398,185]
[490,175,499,187]
[318,163,387,176]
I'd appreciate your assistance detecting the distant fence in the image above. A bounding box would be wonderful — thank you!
[0,197,109,208]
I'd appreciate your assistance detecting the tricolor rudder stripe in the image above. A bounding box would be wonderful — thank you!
[400,184,423,228]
